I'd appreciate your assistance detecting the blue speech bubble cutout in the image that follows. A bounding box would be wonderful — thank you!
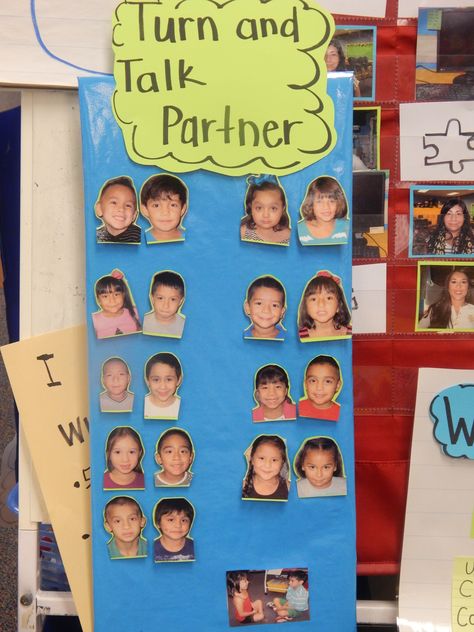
[429,383,474,459]
[30,0,112,76]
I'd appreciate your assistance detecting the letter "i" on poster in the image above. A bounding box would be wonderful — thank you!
[36,353,62,387]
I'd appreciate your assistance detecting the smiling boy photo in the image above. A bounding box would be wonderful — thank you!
[243,275,287,341]
[140,173,188,244]
[299,355,342,421]
[144,352,182,420]
[154,428,194,487]
[95,176,141,244]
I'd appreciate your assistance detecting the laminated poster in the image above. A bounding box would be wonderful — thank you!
[79,2,355,630]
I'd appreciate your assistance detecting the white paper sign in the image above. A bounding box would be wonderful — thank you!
[400,101,474,182]
[351,263,387,334]
[399,0,474,19]
[398,368,474,632]
[319,0,387,17]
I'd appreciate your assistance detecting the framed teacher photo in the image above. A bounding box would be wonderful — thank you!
[410,187,474,257]
[416,262,474,332]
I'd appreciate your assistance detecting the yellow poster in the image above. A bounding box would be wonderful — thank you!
[453,557,474,631]
[1,326,92,632]
[112,0,336,175]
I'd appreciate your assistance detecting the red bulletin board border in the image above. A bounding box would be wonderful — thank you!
[335,1,474,574]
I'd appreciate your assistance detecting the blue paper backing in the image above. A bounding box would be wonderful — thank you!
[79,75,355,632]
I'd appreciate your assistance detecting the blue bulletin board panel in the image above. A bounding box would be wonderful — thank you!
[79,74,355,631]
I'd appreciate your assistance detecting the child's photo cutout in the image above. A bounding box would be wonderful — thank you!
[95,175,141,244]
[416,263,474,332]
[410,187,474,257]
[243,275,287,341]
[154,427,194,488]
[242,435,290,502]
[140,173,188,244]
[104,496,147,559]
[99,356,134,413]
[325,27,376,100]
[144,352,182,420]
[103,426,145,491]
[297,175,349,246]
[142,270,186,338]
[153,497,195,563]
[299,355,342,421]
[92,269,142,340]
[252,364,296,422]
[226,568,310,626]
[240,174,291,246]
[298,270,352,342]
[294,436,347,498]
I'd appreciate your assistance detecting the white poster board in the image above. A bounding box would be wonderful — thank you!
[398,368,474,632]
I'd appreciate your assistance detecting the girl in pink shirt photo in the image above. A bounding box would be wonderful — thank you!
[92,269,141,339]
[252,364,296,422]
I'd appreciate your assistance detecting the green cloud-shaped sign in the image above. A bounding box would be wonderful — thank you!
[112,0,336,176]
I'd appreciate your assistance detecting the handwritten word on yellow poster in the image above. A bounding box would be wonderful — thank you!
[2,326,92,632]
[112,0,336,175]
[452,557,474,631]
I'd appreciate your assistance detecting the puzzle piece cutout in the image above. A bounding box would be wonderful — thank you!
[423,118,474,174]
